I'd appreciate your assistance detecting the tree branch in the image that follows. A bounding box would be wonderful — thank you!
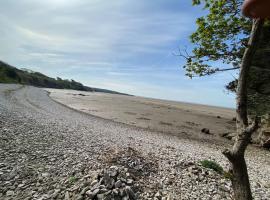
[236,19,264,127]
[223,149,234,162]
[245,116,259,134]
[215,67,240,72]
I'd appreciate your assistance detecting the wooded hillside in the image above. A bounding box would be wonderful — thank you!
[0,61,128,95]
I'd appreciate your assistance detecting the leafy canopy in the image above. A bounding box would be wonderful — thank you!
[188,1,270,115]
[183,0,252,78]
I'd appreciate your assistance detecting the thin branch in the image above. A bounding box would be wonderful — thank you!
[215,67,240,72]
[189,67,239,78]
[173,47,192,59]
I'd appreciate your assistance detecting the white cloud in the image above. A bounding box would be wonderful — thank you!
[0,0,235,107]
[0,0,195,65]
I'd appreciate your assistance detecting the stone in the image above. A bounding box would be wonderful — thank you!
[18,183,25,188]
[112,188,119,195]
[100,188,109,193]
[115,180,122,188]
[155,191,162,199]
[75,195,84,200]
[106,178,115,189]
[91,182,101,190]
[90,180,98,187]
[64,191,70,200]
[0,163,6,168]
[80,187,89,195]
[96,193,105,199]
[126,179,133,185]
[109,166,119,178]
[201,128,210,134]
[6,190,14,196]
[92,189,100,196]
[51,189,60,198]
[125,186,136,200]
[85,189,100,199]
[119,188,125,197]
[41,173,49,178]
[86,190,95,199]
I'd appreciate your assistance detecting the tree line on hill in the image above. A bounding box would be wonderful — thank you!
[0,60,128,95]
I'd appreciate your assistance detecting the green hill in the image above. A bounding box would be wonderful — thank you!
[0,60,128,95]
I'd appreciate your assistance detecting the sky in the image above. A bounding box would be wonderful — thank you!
[0,0,236,108]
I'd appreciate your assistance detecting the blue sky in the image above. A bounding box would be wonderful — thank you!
[0,0,236,108]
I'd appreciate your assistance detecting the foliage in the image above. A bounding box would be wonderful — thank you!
[200,159,223,174]
[187,1,270,116]
[183,0,251,78]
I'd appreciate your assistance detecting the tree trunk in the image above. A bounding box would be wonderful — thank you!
[230,156,252,200]
[223,19,264,200]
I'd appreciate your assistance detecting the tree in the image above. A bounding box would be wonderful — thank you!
[183,1,266,199]
[222,18,263,200]
[183,0,251,78]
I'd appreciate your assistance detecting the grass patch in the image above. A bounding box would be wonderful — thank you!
[68,176,78,184]
[200,159,223,174]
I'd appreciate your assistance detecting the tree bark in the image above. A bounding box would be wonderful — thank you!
[223,19,264,200]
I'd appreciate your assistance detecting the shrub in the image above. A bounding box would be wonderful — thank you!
[68,176,78,184]
[200,159,223,174]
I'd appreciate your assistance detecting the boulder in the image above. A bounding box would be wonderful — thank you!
[201,128,210,134]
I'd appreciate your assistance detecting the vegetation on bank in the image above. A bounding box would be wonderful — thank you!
[0,60,128,95]
[200,159,223,174]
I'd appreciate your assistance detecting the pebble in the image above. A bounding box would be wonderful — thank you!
[6,190,14,196]
[0,84,269,200]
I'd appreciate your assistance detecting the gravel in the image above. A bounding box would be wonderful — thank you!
[0,84,270,200]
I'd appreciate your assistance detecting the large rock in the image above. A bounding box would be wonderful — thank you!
[201,128,210,134]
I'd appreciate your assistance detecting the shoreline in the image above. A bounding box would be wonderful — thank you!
[45,88,236,144]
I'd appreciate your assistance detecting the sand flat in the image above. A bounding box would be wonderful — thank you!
[45,88,236,141]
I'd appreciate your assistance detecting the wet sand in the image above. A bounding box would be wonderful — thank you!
[45,88,236,141]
